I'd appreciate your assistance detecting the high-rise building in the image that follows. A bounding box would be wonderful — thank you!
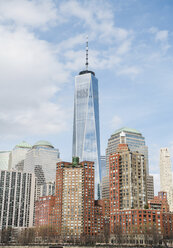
[106,127,148,174]
[8,141,32,170]
[147,175,154,200]
[72,40,101,199]
[0,151,10,170]
[102,127,151,199]
[160,148,172,192]
[0,170,36,230]
[160,148,173,211]
[55,157,95,239]
[24,140,60,188]
[109,143,147,213]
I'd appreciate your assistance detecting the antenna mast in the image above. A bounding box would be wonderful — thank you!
[86,36,88,71]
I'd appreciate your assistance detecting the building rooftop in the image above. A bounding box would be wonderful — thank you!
[114,127,141,135]
[33,140,54,149]
[15,141,32,149]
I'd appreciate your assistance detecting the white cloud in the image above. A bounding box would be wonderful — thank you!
[155,30,168,42]
[117,66,141,76]
[0,0,60,29]
[110,115,122,130]
[0,23,71,139]
[149,27,170,52]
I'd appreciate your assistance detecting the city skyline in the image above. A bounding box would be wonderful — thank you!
[0,0,173,195]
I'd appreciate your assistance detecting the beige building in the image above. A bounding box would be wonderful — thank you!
[147,175,154,200]
[109,144,147,211]
[160,148,173,211]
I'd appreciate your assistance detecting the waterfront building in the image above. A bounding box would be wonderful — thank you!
[160,148,173,211]
[0,169,36,230]
[148,191,169,212]
[8,141,31,170]
[35,195,56,227]
[24,140,60,188]
[55,157,95,239]
[72,40,101,199]
[109,143,147,213]
[110,209,173,240]
[102,127,152,199]
[0,151,10,170]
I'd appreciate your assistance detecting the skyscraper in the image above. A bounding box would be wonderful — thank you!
[0,170,36,230]
[24,140,60,187]
[109,143,147,211]
[0,151,10,170]
[102,127,151,199]
[72,39,101,199]
[8,141,32,170]
[160,148,173,210]
[55,157,95,239]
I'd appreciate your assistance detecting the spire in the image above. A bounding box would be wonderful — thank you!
[85,36,88,71]
[79,36,95,76]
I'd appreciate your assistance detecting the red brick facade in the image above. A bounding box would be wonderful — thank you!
[148,191,169,212]
[35,195,55,227]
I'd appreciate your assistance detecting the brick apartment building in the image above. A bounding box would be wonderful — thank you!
[148,191,169,212]
[55,157,95,240]
[35,195,55,227]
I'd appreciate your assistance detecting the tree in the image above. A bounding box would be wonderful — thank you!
[113,224,123,245]
[0,227,13,244]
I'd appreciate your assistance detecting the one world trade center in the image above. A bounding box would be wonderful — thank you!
[72,39,101,199]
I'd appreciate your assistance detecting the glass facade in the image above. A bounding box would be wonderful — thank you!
[0,170,36,229]
[0,151,10,170]
[72,72,101,199]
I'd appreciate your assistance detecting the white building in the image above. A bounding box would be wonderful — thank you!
[0,170,36,230]
[9,141,32,170]
[160,148,173,211]
[0,151,10,170]
[24,140,60,186]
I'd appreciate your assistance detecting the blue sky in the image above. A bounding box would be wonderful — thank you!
[0,0,173,193]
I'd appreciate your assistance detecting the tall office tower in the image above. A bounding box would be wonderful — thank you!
[55,157,95,239]
[0,151,10,170]
[24,140,60,190]
[147,175,154,200]
[102,127,150,199]
[160,148,173,211]
[72,39,101,199]
[0,170,36,230]
[100,155,106,180]
[8,141,32,170]
[109,143,147,212]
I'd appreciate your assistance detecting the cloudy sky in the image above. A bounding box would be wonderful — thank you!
[0,0,173,193]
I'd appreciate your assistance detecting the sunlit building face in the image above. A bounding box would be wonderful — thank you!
[72,71,101,199]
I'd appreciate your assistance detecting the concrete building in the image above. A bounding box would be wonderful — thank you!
[72,40,101,199]
[55,157,95,239]
[160,148,173,211]
[0,169,36,230]
[0,151,10,170]
[24,140,60,189]
[8,141,32,170]
[102,127,152,200]
[109,143,147,213]
[147,175,154,200]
